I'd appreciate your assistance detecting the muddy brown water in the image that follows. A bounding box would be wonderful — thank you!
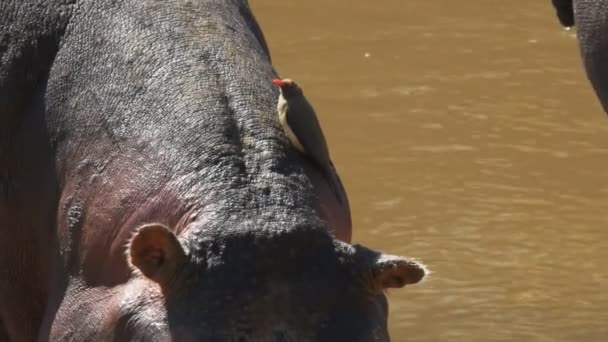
[251,0,608,341]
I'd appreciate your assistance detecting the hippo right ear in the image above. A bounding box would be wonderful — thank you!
[127,224,187,286]
[352,245,428,291]
[370,253,428,289]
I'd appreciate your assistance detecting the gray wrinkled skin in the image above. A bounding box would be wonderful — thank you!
[552,0,608,112]
[0,0,427,341]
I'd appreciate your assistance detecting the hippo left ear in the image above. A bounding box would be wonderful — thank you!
[127,224,187,286]
[353,245,428,290]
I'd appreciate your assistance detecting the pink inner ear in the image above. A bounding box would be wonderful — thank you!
[128,224,186,284]
[143,247,165,268]
[132,244,167,279]
[272,79,285,87]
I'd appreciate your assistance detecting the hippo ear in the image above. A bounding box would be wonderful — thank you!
[371,253,428,289]
[353,245,428,290]
[127,224,187,285]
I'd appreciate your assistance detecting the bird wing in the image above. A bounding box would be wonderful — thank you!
[285,95,333,169]
[286,95,347,204]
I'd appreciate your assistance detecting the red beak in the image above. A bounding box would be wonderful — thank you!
[272,79,285,87]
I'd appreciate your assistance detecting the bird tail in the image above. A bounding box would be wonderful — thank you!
[327,161,349,206]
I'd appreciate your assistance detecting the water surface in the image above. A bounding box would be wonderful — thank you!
[252,1,608,340]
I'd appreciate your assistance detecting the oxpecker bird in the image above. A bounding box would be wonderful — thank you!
[272,78,345,204]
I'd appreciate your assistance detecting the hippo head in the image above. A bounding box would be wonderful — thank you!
[113,223,427,342]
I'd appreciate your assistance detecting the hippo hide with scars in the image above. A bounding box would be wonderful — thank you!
[0,0,428,341]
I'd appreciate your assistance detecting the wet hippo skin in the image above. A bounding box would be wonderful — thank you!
[0,0,427,341]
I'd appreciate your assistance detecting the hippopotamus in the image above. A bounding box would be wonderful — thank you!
[552,0,608,113]
[0,0,428,341]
